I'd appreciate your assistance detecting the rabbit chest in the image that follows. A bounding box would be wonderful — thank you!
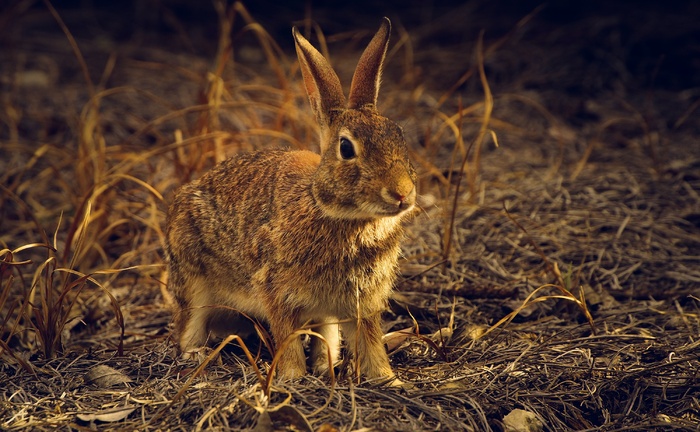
[268,213,404,318]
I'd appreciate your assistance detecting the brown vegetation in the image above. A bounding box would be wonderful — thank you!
[1,1,698,430]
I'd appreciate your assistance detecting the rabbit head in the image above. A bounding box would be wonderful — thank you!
[293,18,417,221]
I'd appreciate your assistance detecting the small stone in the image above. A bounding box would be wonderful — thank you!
[503,408,544,432]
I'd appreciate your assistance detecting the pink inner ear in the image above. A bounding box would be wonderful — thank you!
[302,70,321,114]
[293,26,346,127]
[348,18,391,110]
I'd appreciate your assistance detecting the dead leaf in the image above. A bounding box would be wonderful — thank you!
[383,327,415,351]
[85,365,132,388]
[582,284,619,310]
[430,326,454,343]
[252,411,273,432]
[268,405,313,432]
[16,70,51,88]
[76,407,136,423]
[254,405,313,432]
[461,324,487,340]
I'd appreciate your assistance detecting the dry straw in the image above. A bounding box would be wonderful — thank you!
[1,0,698,430]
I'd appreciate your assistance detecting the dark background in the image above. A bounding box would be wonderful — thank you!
[4,0,699,92]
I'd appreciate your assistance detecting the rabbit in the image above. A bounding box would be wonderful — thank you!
[165,17,416,383]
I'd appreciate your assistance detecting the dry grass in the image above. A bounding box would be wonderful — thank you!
[1,1,699,431]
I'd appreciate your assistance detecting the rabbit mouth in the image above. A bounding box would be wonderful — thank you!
[383,204,414,216]
[363,199,415,217]
[377,208,410,217]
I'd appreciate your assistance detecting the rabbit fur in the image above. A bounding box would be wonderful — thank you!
[165,17,416,382]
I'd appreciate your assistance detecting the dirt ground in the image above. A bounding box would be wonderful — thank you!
[1,0,699,431]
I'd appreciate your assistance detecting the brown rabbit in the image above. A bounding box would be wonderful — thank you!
[165,17,416,382]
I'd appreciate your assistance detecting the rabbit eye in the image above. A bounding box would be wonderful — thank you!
[339,137,357,160]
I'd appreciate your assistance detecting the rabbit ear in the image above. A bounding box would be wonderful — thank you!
[348,17,391,110]
[293,27,346,132]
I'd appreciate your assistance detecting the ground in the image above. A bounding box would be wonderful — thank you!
[1,1,699,431]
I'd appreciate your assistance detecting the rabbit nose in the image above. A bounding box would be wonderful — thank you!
[382,162,416,209]
[389,184,416,209]
[402,187,417,208]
